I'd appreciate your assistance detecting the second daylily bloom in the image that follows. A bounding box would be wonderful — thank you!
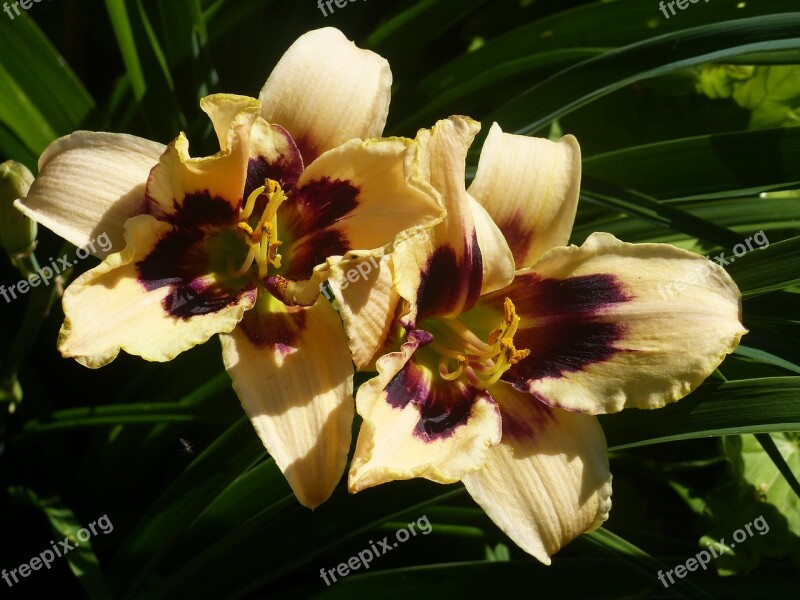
[338,116,747,563]
[15,28,445,508]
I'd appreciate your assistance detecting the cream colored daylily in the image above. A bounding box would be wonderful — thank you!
[334,116,746,563]
[14,28,446,509]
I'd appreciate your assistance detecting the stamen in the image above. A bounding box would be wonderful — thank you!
[430,297,530,390]
[439,355,467,381]
[240,185,267,220]
[230,178,287,279]
[439,318,492,353]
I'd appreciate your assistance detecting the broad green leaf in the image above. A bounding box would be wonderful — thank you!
[104,0,147,101]
[107,417,265,598]
[366,0,488,63]
[601,378,800,450]
[487,14,800,137]
[582,128,800,200]
[277,560,665,600]
[736,433,800,535]
[9,487,113,599]
[0,14,94,156]
[419,0,800,97]
[583,528,713,600]
[727,235,800,296]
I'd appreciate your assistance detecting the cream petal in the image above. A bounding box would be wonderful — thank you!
[469,193,515,295]
[259,28,392,164]
[146,101,260,222]
[220,295,354,509]
[279,136,443,283]
[484,232,746,413]
[59,214,256,368]
[15,132,164,256]
[468,124,582,269]
[392,116,490,325]
[349,330,502,492]
[327,253,404,371]
[463,381,612,564]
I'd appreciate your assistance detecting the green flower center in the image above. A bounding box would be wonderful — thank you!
[229,178,286,279]
[422,298,530,390]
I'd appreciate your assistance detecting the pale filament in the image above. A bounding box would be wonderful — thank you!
[230,179,286,279]
[431,298,530,390]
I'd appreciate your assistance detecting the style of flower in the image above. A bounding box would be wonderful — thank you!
[14,28,446,508]
[336,116,747,562]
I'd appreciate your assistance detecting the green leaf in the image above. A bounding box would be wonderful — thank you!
[104,0,147,101]
[583,528,714,600]
[728,235,800,296]
[107,417,265,598]
[9,488,113,599]
[579,178,743,249]
[367,0,487,51]
[740,433,800,534]
[582,128,800,200]
[419,0,800,98]
[601,378,800,450]
[487,14,800,137]
[0,14,94,155]
[279,560,657,599]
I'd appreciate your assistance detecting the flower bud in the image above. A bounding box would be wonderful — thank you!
[0,160,37,256]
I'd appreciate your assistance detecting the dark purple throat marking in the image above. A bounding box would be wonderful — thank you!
[137,227,253,320]
[146,190,237,230]
[280,177,360,280]
[244,134,303,199]
[497,272,632,384]
[498,209,534,266]
[239,304,306,351]
[500,392,557,441]
[385,350,488,443]
[415,232,483,324]
[293,135,322,166]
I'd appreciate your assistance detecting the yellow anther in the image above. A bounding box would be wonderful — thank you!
[503,297,516,324]
[429,297,529,389]
[230,178,287,279]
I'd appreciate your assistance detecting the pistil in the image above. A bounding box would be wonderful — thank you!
[430,298,530,390]
[229,179,286,279]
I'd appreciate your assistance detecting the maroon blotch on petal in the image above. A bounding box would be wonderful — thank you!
[497,210,533,266]
[414,385,481,442]
[415,232,483,323]
[137,227,250,320]
[293,135,321,166]
[501,273,631,383]
[282,228,349,281]
[165,280,256,320]
[244,141,303,199]
[500,393,556,441]
[137,228,205,291]
[239,304,306,353]
[149,190,237,230]
[384,353,487,442]
[287,177,360,233]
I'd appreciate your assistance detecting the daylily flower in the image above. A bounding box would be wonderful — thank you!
[14,28,445,508]
[335,116,747,562]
